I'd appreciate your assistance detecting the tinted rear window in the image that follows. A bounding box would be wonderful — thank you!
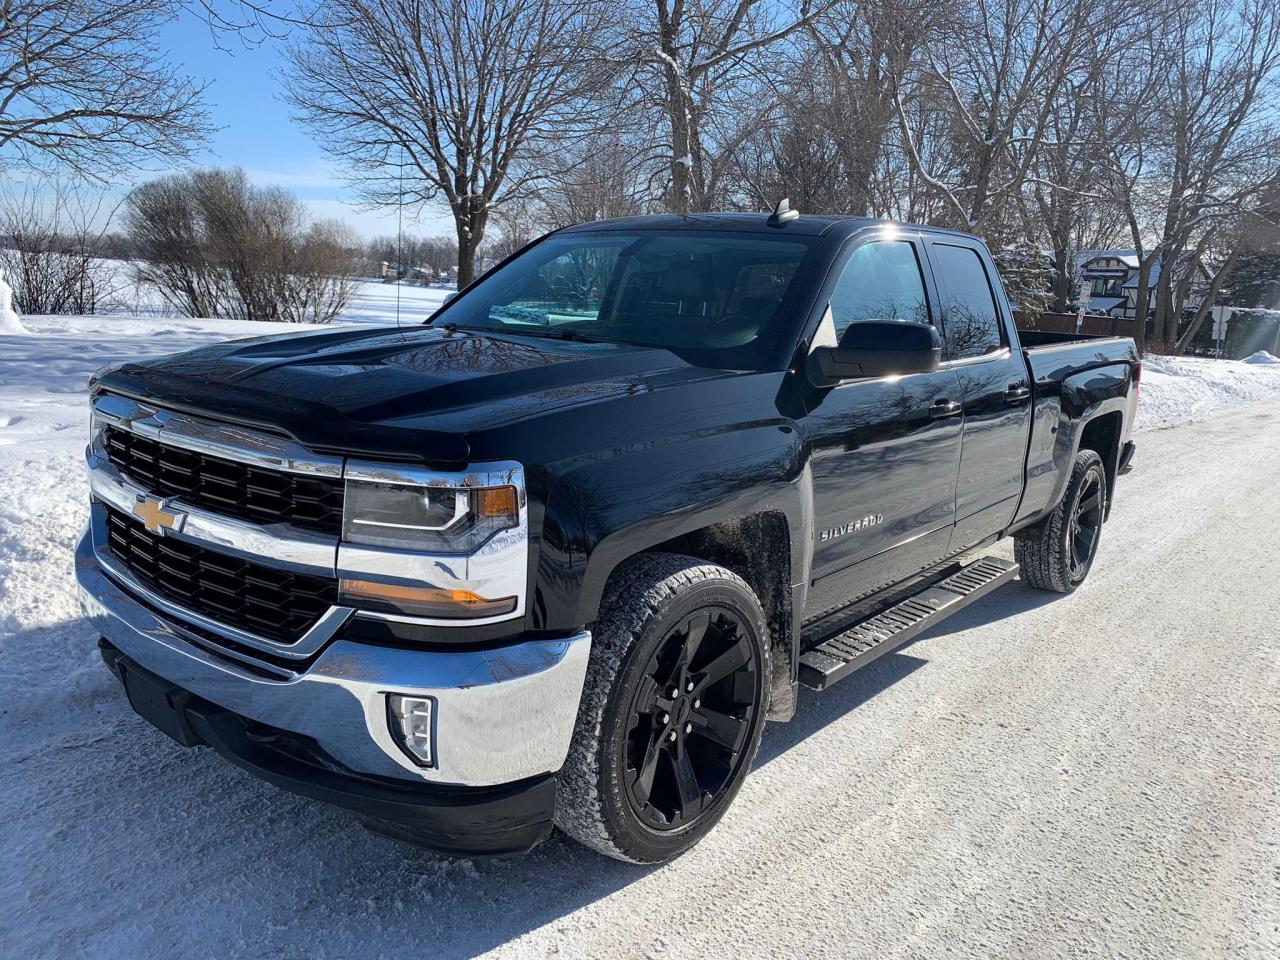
[932,244,1004,359]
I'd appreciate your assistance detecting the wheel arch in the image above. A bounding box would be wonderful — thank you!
[633,511,798,721]
[1075,410,1123,519]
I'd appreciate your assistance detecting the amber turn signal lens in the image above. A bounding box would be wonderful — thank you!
[474,485,519,519]
[340,578,517,619]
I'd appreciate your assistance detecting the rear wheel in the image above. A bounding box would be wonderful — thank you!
[555,553,770,863]
[1015,449,1107,593]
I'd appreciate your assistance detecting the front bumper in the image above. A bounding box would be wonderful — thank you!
[77,529,591,845]
[98,640,560,855]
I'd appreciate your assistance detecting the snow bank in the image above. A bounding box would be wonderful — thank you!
[1243,350,1280,365]
[1136,353,1280,431]
[0,268,26,334]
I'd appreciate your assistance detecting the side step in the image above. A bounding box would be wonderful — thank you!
[798,556,1019,691]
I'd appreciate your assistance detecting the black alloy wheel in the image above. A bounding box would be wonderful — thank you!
[1015,448,1108,594]
[623,607,758,831]
[554,553,771,863]
[1068,472,1104,581]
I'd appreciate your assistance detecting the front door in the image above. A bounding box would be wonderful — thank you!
[801,234,964,616]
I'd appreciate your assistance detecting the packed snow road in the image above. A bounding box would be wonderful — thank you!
[1,318,1278,959]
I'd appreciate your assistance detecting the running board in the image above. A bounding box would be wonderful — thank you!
[798,556,1019,691]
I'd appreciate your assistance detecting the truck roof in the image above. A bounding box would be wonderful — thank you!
[558,212,980,242]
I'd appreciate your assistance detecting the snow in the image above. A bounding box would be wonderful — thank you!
[2,314,1279,956]
[61,256,454,323]
[0,269,25,334]
[1135,352,1280,430]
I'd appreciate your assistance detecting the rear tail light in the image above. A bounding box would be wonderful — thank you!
[1134,361,1142,405]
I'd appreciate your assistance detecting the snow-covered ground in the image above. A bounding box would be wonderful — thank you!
[1136,351,1280,430]
[1,314,1278,958]
[75,256,455,324]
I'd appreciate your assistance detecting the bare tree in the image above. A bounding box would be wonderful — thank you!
[284,0,610,288]
[125,176,226,318]
[0,0,211,177]
[617,0,822,213]
[535,133,646,226]
[0,178,121,314]
[481,200,545,262]
[125,167,361,322]
[1030,30,1154,313]
[1149,0,1280,349]
[279,219,361,323]
[802,0,926,216]
[890,0,1115,234]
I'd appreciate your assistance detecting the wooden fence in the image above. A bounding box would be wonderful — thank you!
[1013,311,1139,338]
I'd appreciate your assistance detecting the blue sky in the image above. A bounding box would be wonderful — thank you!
[144,15,455,239]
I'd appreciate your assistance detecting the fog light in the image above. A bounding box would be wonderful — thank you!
[387,694,435,767]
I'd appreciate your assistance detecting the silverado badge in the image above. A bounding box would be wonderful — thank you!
[819,514,884,542]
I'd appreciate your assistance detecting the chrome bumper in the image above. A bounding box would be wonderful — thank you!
[76,529,591,787]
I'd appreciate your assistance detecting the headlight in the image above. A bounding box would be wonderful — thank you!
[342,480,519,553]
[338,462,527,623]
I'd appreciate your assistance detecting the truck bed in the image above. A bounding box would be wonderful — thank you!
[1013,331,1139,531]
[1018,332,1137,386]
[1018,328,1123,348]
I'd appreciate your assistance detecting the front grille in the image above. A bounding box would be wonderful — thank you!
[103,504,339,645]
[102,425,344,535]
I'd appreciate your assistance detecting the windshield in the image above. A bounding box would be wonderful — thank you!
[430,230,817,369]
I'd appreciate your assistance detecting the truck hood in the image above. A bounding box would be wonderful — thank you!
[95,325,733,464]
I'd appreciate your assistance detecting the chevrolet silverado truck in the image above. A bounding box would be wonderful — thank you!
[77,212,1139,863]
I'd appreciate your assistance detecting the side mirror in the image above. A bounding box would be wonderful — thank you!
[807,320,941,386]
[442,292,457,305]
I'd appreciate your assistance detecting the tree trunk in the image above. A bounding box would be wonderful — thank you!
[455,219,477,290]
[1131,254,1157,355]
[667,86,695,214]
[453,195,490,290]
[1154,261,1178,347]
[1051,244,1073,313]
[1172,245,1241,356]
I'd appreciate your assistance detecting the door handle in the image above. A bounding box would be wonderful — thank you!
[930,398,962,419]
[1004,383,1031,403]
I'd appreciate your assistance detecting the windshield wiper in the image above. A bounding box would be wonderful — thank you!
[503,327,620,345]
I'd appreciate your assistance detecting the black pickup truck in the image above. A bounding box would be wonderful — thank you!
[78,213,1139,862]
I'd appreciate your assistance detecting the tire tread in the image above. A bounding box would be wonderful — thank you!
[554,552,769,863]
[1015,449,1106,594]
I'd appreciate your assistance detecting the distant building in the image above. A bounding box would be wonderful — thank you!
[1072,250,1210,320]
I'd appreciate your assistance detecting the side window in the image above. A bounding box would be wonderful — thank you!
[827,241,930,341]
[931,244,1004,360]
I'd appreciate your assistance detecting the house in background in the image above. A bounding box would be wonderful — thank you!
[1073,250,1211,320]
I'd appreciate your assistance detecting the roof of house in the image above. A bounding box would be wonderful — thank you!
[1085,295,1128,312]
[1077,249,1140,270]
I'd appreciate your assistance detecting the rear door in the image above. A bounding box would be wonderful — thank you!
[802,232,965,614]
[925,240,1033,551]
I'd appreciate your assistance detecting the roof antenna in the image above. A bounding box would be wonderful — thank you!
[767,197,799,227]
[394,142,405,332]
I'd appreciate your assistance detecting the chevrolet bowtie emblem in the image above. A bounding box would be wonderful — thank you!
[133,495,180,535]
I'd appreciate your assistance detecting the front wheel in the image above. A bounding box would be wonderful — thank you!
[1015,449,1108,593]
[555,553,770,863]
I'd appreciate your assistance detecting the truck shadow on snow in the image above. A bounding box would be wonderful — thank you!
[15,580,1063,958]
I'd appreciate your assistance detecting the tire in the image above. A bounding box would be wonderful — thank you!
[555,553,771,863]
[1015,449,1108,593]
